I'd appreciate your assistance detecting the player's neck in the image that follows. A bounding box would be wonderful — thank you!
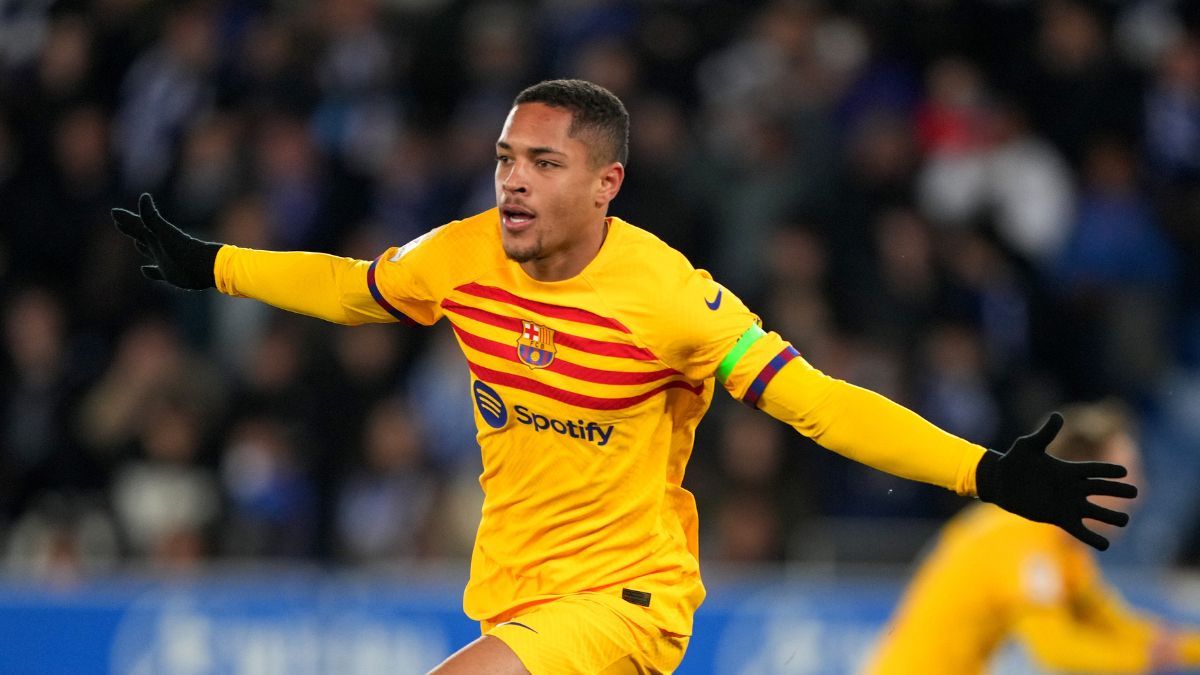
[520,218,610,282]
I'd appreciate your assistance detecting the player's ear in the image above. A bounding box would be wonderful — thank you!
[595,161,624,207]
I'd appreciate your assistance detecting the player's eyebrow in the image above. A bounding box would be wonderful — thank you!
[496,141,566,157]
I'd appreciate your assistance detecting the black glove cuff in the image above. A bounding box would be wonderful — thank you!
[191,240,221,289]
[975,449,1002,503]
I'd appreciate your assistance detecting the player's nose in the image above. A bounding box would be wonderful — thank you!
[499,162,528,193]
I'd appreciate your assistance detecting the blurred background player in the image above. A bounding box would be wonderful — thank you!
[865,400,1200,674]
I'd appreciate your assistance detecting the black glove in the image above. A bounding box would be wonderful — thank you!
[976,412,1138,551]
[111,193,222,290]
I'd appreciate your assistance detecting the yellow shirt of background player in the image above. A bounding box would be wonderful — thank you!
[864,503,1200,674]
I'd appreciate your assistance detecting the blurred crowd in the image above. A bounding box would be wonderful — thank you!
[3,0,1200,580]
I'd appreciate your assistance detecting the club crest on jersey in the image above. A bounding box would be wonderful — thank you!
[517,320,556,369]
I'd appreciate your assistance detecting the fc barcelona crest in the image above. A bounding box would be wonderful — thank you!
[517,320,557,369]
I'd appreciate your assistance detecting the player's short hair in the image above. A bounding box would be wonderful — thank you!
[1048,399,1134,462]
[514,79,629,167]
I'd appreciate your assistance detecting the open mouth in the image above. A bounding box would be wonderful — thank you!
[501,204,536,231]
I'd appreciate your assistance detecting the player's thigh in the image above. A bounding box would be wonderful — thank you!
[485,593,687,675]
[428,635,529,675]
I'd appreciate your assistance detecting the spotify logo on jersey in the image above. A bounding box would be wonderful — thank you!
[473,380,508,428]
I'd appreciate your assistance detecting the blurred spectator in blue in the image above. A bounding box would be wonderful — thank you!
[407,327,478,472]
[1144,37,1200,184]
[372,129,462,246]
[0,288,96,517]
[0,0,52,74]
[1019,0,1143,168]
[336,397,435,562]
[915,322,1002,448]
[941,231,1032,378]
[539,0,638,75]
[833,47,920,143]
[1142,36,1200,367]
[1049,137,1180,398]
[407,328,482,558]
[169,113,245,235]
[460,1,537,114]
[219,415,316,558]
[425,2,541,220]
[445,99,507,216]
[252,112,329,249]
[224,12,318,116]
[112,4,218,192]
[310,0,405,178]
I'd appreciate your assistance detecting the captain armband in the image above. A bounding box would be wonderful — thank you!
[715,323,766,386]
[715,323,801,408]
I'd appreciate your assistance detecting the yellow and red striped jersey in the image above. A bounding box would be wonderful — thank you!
[362,208,801,634]
[216,208,798,633]
[213,207,986,636]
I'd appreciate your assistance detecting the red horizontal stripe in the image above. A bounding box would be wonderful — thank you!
[456,282,633,333]
[468,361,703,411]
[743,346,800,408]
[442,299,660,362]
[451,324,679,385]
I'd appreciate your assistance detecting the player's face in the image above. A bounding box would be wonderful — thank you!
[494,102,623,279]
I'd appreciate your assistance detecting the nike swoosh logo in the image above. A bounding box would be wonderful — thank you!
[497,621,538,634]
[705,289,722,310]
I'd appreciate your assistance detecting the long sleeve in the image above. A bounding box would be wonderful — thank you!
[756,358,985,496]
[213,245,399,325]
[1012,540,1200,673]
[1014,583,1160,671]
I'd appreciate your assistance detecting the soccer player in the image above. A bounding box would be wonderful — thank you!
[864,400,1200,674]
[113,79,1136,674]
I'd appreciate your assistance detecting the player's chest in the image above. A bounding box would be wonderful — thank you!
[439,281,692,412]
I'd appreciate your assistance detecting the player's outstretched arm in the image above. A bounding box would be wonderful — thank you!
[975,413,1137,551]
[112,193,222,290]
[750,355,1136,551]
[112,193,400,325]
